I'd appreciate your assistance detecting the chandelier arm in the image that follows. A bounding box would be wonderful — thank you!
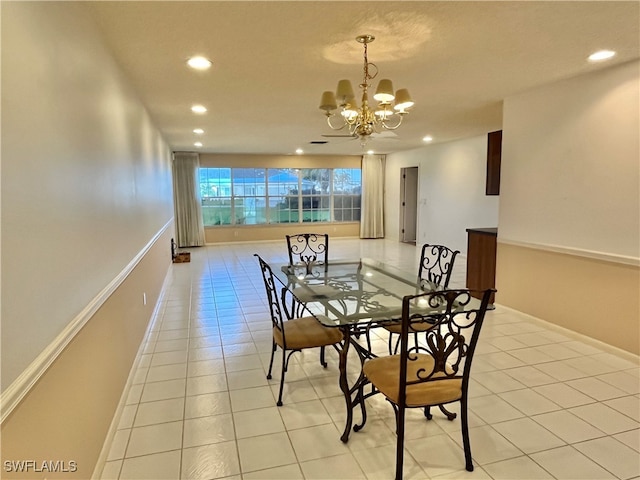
[380,114,404,130]
[326,115,348,131]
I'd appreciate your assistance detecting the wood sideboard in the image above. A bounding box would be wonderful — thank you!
[466,227,497,303]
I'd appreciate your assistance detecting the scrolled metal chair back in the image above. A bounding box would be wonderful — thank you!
[254,254,286,337]
[286,233,329,273]
[398,289,492,393]
[418,244,460,288]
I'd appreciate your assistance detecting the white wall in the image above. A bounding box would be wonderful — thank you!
[385,135,500,254]
[500,60,640,260]
[1,3,174,390]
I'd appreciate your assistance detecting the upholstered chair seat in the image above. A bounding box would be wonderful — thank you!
[363,354,462,407]
[273,315,342,351]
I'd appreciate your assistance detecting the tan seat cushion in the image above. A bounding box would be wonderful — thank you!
[382,320,435,334]
[292,284,344,302]
[363,354,462,407]
[274,316,342,350]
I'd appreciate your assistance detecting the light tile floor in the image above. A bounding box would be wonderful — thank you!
[99,239,640,480]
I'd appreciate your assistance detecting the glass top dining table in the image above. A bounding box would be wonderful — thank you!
[273,257,488,327]
[271,257,491,442]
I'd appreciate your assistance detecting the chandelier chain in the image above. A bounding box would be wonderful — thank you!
[362,41,378,84]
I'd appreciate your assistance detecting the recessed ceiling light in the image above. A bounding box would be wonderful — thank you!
[588,50,616,62]
[194,142,203,147]
[367,150,375,155]
[193,128,204,135]
[187,56,212,70]
[191,105,207,114]
[423,135,433,143]
[295,148,304,154]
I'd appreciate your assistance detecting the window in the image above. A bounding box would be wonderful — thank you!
[231,168,267,224]
[199,167,361,226]
[200,168,233,225]
[333,168,362,221]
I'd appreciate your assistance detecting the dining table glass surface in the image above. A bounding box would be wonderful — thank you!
[273,257,488,327]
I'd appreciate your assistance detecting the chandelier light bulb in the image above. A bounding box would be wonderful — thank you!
[342,109,358,120]
[374,79,395,103]
[394,89,414,112]
[336,80,355,105]
[375,108,394,119]
[320,91,337,112]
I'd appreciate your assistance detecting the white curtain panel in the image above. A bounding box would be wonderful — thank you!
[172,152,205,247]
[360,154,385,238]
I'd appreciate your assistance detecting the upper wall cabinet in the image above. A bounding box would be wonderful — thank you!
[486,130,502,195]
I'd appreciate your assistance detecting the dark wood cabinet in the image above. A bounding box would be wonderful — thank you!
[466,228,497,303]
[486,130,502,195]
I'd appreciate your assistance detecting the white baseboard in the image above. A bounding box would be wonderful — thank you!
[494,303,639,363]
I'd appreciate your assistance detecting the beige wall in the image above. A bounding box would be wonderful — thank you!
[199,153,361,169]
[496,242,639,354]
[1,229,172,479]
[205,223,359,243]
[199,153,362,243]
[497,60,640,354]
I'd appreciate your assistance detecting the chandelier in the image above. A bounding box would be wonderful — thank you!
[319,34,414,144]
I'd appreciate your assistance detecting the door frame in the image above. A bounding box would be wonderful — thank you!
[399,166,419,244]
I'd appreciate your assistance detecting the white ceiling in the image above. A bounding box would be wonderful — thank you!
[88,1,639,156]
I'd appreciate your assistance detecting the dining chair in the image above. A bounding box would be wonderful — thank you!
[285,233,329,273]
[254,254,343,406]
[383,243,460,354]
[284,233,334,317]
[360,288,494,480]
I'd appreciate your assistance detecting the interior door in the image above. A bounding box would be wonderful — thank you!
[400,167,418,244]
